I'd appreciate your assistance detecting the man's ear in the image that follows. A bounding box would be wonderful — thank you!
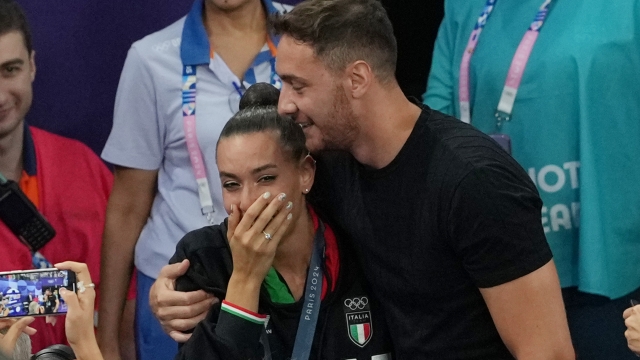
[29,50,36,82]
[344,60,373,99]
[299,154,316,193]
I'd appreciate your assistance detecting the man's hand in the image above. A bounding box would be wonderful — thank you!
[0,317,36,357]
[623,305,640,354]
[149,260,217,342]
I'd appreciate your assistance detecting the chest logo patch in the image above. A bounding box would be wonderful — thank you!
[343,296,372,347]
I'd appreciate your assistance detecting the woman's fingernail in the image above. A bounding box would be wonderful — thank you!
[230,204,234,214]
[278,193,287,201]
[60,288,67,295]
[287,213,293,220]
[263,192,271,199]
[286,201,293,210]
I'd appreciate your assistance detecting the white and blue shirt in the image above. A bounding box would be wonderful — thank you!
[102,0,290,279]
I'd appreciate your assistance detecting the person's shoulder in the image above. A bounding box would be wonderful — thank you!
[29,126,99,159]
[129,16,186,60]
[422,107,515,167]
[175,223,229,256]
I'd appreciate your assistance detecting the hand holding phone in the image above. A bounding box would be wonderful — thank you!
[54,262,103,360]
[0,268,76,319]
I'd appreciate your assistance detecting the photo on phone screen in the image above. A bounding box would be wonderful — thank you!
[0,268,76,318]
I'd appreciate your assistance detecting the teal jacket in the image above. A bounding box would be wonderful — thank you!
[425,0,640,298]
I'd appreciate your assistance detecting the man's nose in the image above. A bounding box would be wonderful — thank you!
[278,84,298,116]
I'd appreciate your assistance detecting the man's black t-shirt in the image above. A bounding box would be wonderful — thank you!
[309,105,552,359]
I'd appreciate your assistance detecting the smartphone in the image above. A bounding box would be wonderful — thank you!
[489,134,512,155]
[0,268,76,318]
[0,180,56,251]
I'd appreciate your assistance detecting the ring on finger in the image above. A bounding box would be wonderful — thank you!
[263,231,272,240]
[77,281,95,293]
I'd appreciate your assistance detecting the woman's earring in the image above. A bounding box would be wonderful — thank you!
[304,188,309,194]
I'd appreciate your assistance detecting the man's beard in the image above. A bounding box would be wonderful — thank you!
[320,86,360,151]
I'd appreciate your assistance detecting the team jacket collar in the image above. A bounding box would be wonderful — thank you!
[180,0,280,66]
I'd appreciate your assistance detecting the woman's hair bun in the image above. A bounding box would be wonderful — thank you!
[239,82,280,110]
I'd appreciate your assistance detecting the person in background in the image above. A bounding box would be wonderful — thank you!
[0,0,129,353]
[27,298,39,316]
[98,0,292,359]
[0,300,8,318]
[424,1,640,358]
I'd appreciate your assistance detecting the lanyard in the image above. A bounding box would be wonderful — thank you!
[181,41,279,224]
[262,221,326,360]
[181,65,215,224]
[459,0,553,126]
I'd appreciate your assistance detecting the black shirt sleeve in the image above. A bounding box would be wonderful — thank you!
[448,163,553,288]
[174,302,265,360]
[169,225,266,360]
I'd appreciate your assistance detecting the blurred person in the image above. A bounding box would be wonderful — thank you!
[0,0,132,353]
[0,317,34,360]
[99,0,292,359]
[150,0,574,358]
[424,0,640,358]
[42,290,57,315]
[0,300,8,318]
[27,298,39,316]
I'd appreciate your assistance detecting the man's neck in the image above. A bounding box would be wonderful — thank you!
[350,85,422,169]
[203,0,267,38]
[0,122,25,182]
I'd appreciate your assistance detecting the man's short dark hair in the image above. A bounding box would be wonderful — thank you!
[0,0,32,54]
[270,0,397,83]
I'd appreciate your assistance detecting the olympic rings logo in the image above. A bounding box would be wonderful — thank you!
[344,297,369,310]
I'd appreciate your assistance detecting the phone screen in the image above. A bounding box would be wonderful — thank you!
[0,269,76,318]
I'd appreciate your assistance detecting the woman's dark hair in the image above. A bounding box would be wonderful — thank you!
[217,83,308,162]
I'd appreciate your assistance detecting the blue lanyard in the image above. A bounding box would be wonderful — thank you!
[262,221,326,360]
